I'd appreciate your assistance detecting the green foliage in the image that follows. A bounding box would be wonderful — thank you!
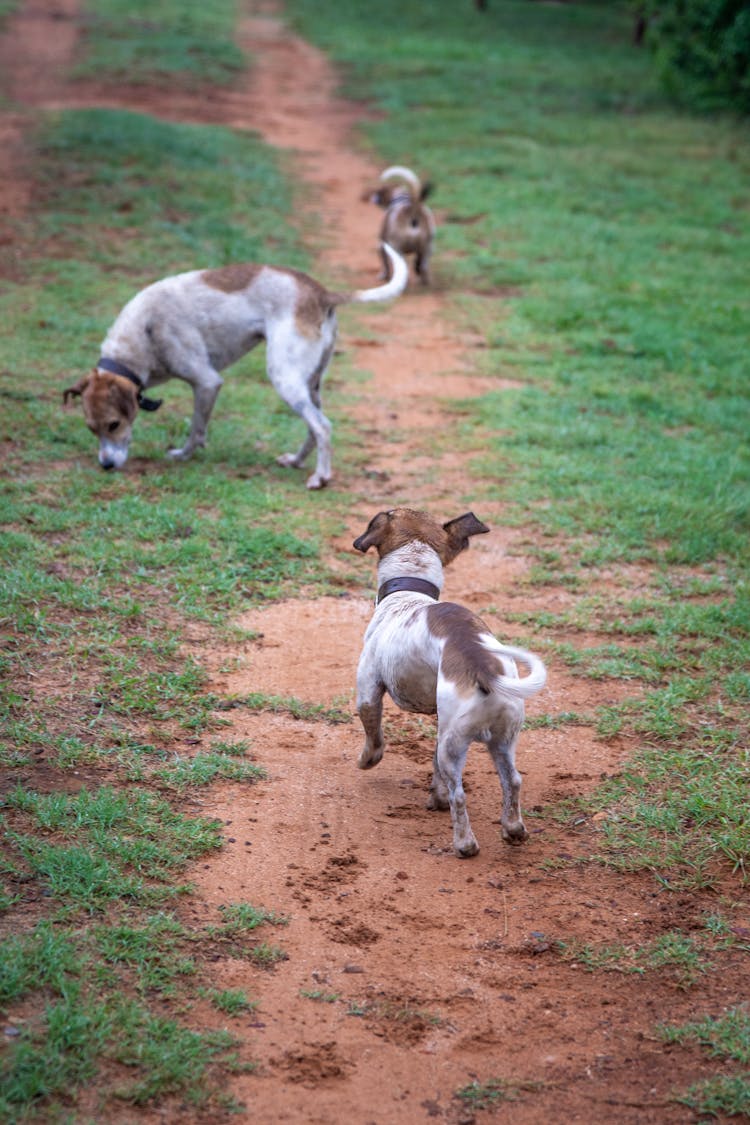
[645,0,750,112]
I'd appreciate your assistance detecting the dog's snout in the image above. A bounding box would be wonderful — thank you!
[100,459,116,471]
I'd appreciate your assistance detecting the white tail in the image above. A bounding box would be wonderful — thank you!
[380,165,422,195]
[351,244,408,304]
[492,643,547,699]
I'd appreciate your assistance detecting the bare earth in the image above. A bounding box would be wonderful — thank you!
[1,2,746,1122]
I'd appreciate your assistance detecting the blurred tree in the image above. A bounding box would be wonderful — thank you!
[642,0,750,112]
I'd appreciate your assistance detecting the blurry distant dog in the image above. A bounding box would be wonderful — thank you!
[353,508,547,857]
[63,245,407,489]
[364,166,435,285]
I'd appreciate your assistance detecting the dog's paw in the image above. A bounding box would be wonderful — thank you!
[501,823,528,846]
[357,745,383,770]
[427,791,450,812]
[454,836,480,859]
[276,452,300,469]
[167,446,192,460]
[305,471,329,490]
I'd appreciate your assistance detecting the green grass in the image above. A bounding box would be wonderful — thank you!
[204,987,257,1016]
[216,902,289,934]
[660,1007,750,1117]
[559,929,711,989]
[455,1077,544,1109]
[75,0,244,85]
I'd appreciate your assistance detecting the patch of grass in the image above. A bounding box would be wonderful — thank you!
[660,1007,750,1118]
[2,786,223,908]
[577,742,750,890]
[203,988,257,1016]
[107,999,237,1106]
[0,990,111,1115]
[0,923,81,1006]
[660,1005,750,1064]
[151,750,267,790]
[75,0,244,85]
[300,988,340,1003]
[216,902,289,935]
[455,1077,544,1110]
[240,691,352,724]
[559,930,709,989]
[245,942,288,969]
[94,914,196,996]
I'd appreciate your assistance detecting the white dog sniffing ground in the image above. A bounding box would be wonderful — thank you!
[64,244,407,489]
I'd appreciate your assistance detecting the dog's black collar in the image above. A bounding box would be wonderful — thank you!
[377,576,440,605]
[97,356,163,412]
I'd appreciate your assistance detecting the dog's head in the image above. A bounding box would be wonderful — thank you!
[63,370,140,470]
[353,508,489,564]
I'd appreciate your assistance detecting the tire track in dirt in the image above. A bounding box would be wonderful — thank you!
[0,2,713,1121]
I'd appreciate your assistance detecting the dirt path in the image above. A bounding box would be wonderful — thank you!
[0,2,732,1121]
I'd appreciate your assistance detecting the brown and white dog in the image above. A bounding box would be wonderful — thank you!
[63,244,408,489]
[364,166,435,285]
[353,508,547,857]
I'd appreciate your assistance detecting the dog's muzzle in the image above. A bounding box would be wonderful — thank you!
[98,438,130,471]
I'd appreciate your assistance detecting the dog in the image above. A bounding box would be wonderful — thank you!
[364,166,435,285]
[353,508,547,857]
[63,244,408,489]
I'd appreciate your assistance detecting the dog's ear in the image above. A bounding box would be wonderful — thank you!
[353,511,391,553]
[420,181,434,201]
[62,373,92,405]
[442,512,489,560]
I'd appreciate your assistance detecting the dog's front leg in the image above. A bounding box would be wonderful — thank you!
[488,734,527,845]
[435,729,478,858]
[355,662,385,770]
[169,374,223,460]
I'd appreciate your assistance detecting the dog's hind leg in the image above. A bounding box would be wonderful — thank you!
[427,747,450,810]
[434,728,478,858]
[268,331,334,490]
[487,733,527,845]
[415,246,432,285]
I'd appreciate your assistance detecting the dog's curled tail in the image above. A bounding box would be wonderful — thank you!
[380,164,422,195]
[492,644,547,699]
[350,243,408,304]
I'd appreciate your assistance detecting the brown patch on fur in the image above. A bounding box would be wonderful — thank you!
[201,263,263,293]
[353,509,488,563]
[427,602,501,696]
[292,275,340,340]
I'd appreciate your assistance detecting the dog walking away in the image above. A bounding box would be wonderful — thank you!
[364,166,435,285]
[63,245,408,490]
[353,508,547,858]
